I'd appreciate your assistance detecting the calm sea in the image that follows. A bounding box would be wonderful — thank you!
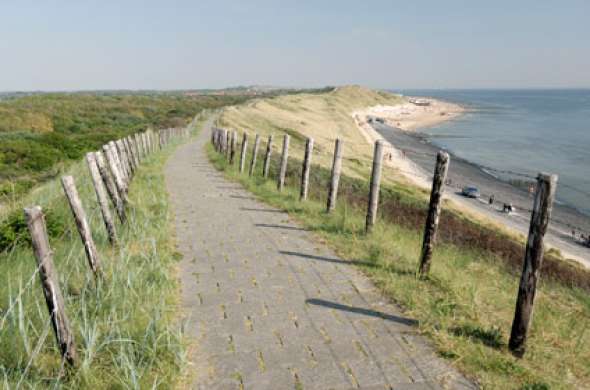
[393,89,590,216]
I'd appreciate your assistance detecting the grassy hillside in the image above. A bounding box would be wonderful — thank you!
[214,87,590,388]
[0,93,248,201]
[219,85,405,181]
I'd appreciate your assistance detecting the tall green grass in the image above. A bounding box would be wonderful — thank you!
[0,118,207,388]
[207,144,590,389]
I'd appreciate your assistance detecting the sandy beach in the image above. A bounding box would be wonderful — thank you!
[352,97,590,268]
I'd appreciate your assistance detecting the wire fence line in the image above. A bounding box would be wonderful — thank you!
[0,264,42,331]
[212,126,566,357]
[0,124,193,382]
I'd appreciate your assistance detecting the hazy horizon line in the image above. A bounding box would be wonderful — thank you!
[2,85,590,95]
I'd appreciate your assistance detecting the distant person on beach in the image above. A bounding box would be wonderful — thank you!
[528,183,535,197]
[489,194,495,205]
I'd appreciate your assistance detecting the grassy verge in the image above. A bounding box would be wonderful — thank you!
[207,144,589,389]
[0,119,205,387]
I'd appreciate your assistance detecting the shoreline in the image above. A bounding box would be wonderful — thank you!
[352,96,590,268]
[354,97,466,132]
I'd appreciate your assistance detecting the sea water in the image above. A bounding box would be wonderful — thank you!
[394,89,590,216]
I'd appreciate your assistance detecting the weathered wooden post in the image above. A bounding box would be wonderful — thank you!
[300,137,314,201]
[277,135,290,191]
[61,176,102,278]
[141,132,148,157]
[148,130,153,153]
[126,137,138,171]
[239,133,248,173]
[125,137,137,174]
[24,206,77,366]
[96,151,126,223]
[263,135,274,178]
[417,151,450,275]
[135,133,143,161]
[86,153,117,245]
[109,141,128,187]
[130,135,141,167]
[216,129,223,153]
[226,129,231,160]
[365,140,385,233]
[138,132,146,159]
[220,129,227,154]
[327,138,343,213]
[229,130,238,164]
[115,140,131,181]
[509,173,558,358]
[249,134,261,176]
[104,144,127,197]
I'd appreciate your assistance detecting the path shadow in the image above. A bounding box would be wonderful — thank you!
[449,324,504,349]
[306,298,418,326]
[256,224,308,232]
[241,207,285,213]
[230,195,256,200]
[279,250,375,268]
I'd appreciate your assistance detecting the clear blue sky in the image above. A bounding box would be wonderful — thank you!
[1,1,589,91]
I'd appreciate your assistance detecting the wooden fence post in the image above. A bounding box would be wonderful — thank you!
[135,133,143,161]
[61,175,102,278]
[327,138,343,213]
[115,140,131,181]
[131,135,141,166]
[216,129,222,152]
[141,132,148,157]
[109,141,128,188]
[417,151,450,275]
[24,206,77,366]
[239,133,248,173]
[96,151,126,223]
[139,132,146,159]
[146,131,153,154]
[277,135,290,191]
[211,127,217,147]
[226,130,231,160]
[509,173,558,358]
[104,144,127,198]
[125,137,137,174]
[365,140,385,233]
[300,137,314,201]
[229,130,237,164]
[220,129,227,155]
[86,153,117,245]
[126,137,139,171]
[263,135,273,178]
[249,134,261,176]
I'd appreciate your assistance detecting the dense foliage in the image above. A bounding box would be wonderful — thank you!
[0,93,248,198]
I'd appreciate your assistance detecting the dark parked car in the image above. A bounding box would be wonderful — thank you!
[461,186,480,198]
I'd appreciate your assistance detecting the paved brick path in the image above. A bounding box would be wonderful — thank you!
[165,121,475,389]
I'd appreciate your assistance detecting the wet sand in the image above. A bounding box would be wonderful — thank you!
[373,122,590,268]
